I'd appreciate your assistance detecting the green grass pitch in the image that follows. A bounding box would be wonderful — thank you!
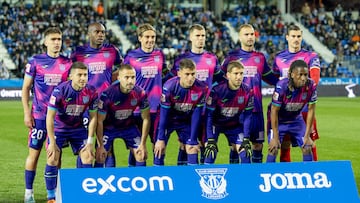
[0,97,359,202]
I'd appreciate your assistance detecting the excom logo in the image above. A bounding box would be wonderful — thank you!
[259,172,332,192]
[82,175,174,195]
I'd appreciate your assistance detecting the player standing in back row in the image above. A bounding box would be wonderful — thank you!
[71,22,122,167]
[221,24,278,163]
[22,27,72,203]
[166,24,222,165]
[271,24,320,162]
[123,23,165,166]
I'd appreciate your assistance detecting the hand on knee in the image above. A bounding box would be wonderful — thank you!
[80,150,94,164]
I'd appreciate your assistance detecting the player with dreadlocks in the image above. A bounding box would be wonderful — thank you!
[266,60,317,162]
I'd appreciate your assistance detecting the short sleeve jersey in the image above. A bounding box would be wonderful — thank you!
[25,54,72,120]
[48,81,98,132]
[221,49,274,112]
[207,81,254,127]
[98,82,149,130]
[161,77,208,126]
[71,43,122,94]
[123,48,165,113]
[272,78,317,122]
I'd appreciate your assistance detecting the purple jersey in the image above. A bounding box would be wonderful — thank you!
[158,77,207,142]
[160,77,207,124]
[71,43,122,94]
[221,49,278,113]
[48,81,98,132]
[123,48,165,113]
[98,82,149,130]
[272,78,317,122]
[207,81,254,128]
[24,54,72,120]
[273,49,320,79]
[172,51,221,90]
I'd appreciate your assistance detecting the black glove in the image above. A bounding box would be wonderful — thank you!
[204,138,218,159]
[239,138,252,157]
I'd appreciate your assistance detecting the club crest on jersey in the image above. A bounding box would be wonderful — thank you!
[131,99,137,106]
[154,56,160,62]
[191,93,198,101]
[59,64,66,71]
[302,93,307,100]
[206,59,212,65]
[237,96,244,104]
[195,168,228,200]
[82,96,89,104]
[103,52,110,58]
[254,57,260,63]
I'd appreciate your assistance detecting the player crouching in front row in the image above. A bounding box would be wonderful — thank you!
[267,60,317,163]
[203,61,254,164]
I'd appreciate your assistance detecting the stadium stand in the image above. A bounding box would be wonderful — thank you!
[0,1,358,78]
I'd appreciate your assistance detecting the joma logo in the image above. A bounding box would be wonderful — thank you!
[259,172,332,192]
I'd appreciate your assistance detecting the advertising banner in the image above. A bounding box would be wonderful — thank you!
[56,161,359,203]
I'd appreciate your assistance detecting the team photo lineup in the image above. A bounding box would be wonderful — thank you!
[3,1,357,202]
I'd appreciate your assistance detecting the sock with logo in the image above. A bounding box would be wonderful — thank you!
[266,154,277,162]
[154,154,165,166]
[280,148,291,162]
[177,148,187,165]
[303,154,313,162]
[25,170,36,190]
[135,161,146,166]
[187,153,198,165]
[239,151,251,163]
[105,155,116,167]
[252,150,263,163]
[44,164,57,199]
[199,146,205,164]
[312,146,318,161]
[93,162,104,168]
[229,150,239,164]
[128,153,136,167]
